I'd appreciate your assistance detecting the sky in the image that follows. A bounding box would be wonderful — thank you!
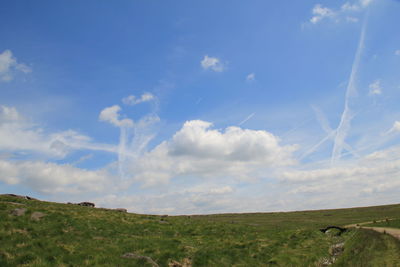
[1,0,400,215]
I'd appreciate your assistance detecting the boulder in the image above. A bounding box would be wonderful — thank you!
[2,194,37,200]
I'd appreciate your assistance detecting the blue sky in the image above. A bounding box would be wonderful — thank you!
[1,0,400,214]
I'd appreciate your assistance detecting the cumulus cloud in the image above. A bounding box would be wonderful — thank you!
[130,120,298,186]
[0,50,31,82]
[99,105,134,127]
[122,92,155,106]
[368,80,382,95]
[201,55,224,72]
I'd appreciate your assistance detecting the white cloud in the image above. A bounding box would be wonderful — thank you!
[310,0,372,25]
[122,92,155,106]
[360,0,373,7]
[246,73,255,82]
[201,55,224,72]
[0,50,31,82]
[310,4,335,24]
[395,50,400,56]
[386,121,400,135]
[99,105,134,127]
[346,16,359,23]
[277,145,400,209]
[0,105,21,121]
[209,186,234,194]
[368,79,382,95]
[0,105,116,158]
[341,2,360,11]
[0,159,113,194]
[130,120,298,186]
[342,0,374,10]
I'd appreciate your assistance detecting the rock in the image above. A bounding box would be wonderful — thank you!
[2,194,37,200]
[169,260,182,267]
[2,201,24,206]
[78,202,95,207]
[11,208,27,216]
[121,253,159,267]
[31,212,46,221]
[329,242,344,256]
[168,258,192,267]
[115,208,127,213]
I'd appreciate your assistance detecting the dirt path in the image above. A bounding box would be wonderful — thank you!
[344,219,392,228]
[359,226,400,240]
[344,219,400,240]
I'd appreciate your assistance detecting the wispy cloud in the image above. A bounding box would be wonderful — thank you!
[0,105,116,158]
[331,18,367,163]
[99,103,159,180]
[201,55,224,72]
[122,92,155,106]
[238,113,255,126]
[0,50,31,82]
[386,121,400,135]
[395,50,400,56]
[310,4,335,24]
[309,0,373,25]
[246,73,255,82]
[368,79,382,95]
[99,105,134,127]
[301,106,358,160]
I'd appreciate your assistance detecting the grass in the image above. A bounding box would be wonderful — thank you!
[334,229,400,266]
[365,219,400,229]
[1,195,400,266]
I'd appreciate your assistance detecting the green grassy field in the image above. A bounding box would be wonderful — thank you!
[1,194,400,266]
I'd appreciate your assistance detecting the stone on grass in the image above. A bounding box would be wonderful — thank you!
[11,208,27,216]
[168,258,192,267]
[121,253,159,267]
[31,212,46,221]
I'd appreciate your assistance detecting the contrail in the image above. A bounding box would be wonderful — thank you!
[118,126,129,180]
[239,113,255,126]
[331,17,367,164]
[300,106,359,160]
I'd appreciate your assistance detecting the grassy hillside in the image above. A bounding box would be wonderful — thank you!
[1,194,400,266]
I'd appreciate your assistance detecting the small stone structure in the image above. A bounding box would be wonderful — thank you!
[319,226,347,235]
